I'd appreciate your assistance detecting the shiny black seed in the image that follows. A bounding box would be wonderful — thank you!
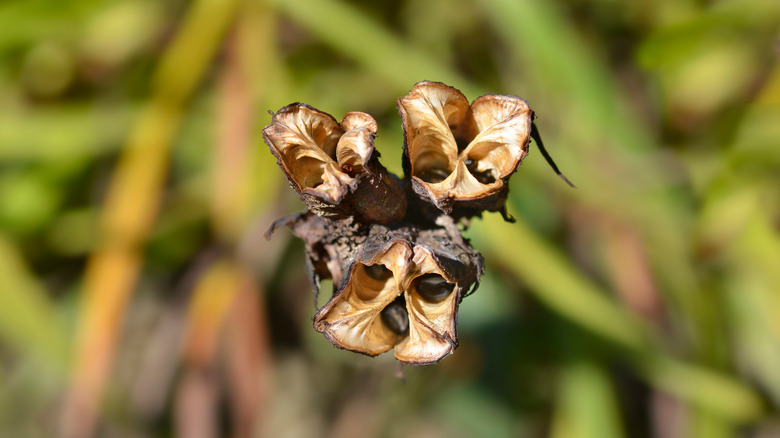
[465,159,495,184]
[380,299,409,335]
[419,167,450,183]
[414,273,455,303]
[364,264,392,281]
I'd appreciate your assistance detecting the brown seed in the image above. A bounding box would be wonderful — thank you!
[380,298,409,335]
[413,273,455,303]
[364,263,392,281]
[419,167,451,184]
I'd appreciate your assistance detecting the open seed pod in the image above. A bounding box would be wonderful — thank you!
[311,223,484,365]
[263,103,406,223]
[398,81,533,218]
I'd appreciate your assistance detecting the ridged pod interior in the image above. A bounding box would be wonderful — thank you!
[263,104,405,222]
[263,104,350,202]
[398,81,532,211]
[314,239,461,364]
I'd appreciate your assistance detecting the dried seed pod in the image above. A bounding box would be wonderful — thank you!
[398,81,533,218]
[265,211,365,303]
[262,103,406,223]
[311,223,484,365]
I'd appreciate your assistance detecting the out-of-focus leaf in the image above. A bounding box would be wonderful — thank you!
[696,182,761,252]
[0,0,97,53]
[47,209,99,256]
[0,105,130,161]
[479,0,654,153]
[638,356,764,422]
[433,384,519,438]
[0,235,68,368]
[271,0,481,98]
[473,212,764,421]
[62,0,242,436]
[725,265,780,406]
[729,105,780,169]
[735,210,780,299]
[638,0,780,69]
[551,360,624,438]
[0,172,62,235]
[80,0,164,68]
[456,270,516,332]
[472,212,648,351]
[478,0,721,366]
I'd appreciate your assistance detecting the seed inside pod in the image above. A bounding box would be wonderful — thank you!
[419,167,451,184]
[263,104,406,223]
[364,263,393,281]
[413,273,455,303]
[398,81,533,217]
[465,159,496,185]
[380,296,409,335]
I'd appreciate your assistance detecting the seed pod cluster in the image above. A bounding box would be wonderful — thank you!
[264,81,569,364]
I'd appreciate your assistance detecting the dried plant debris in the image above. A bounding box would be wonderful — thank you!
[263,103,406,224]
[263,81,570,365]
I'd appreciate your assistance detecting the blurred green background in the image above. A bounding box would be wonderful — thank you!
[1,0,779,437]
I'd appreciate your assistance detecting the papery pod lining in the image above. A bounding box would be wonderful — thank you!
[263,104,406,223]
[310,221,483,364]
[398,81,533,219]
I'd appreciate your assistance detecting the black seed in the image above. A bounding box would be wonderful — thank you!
[456,136,470,153]
[419,167,450,183]
[364,263,392,281]
[381,299,409,335]
[465,159,495,184]
[414,273,455,303]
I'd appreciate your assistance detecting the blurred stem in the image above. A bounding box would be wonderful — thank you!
[60,0,240,437]
[182,260,242,366]
[176,259,242,438]
[212,30,253,241]
[209,19,274,436]
[225,277,272,438]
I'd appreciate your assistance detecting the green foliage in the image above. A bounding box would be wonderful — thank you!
[1,0,778,436]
